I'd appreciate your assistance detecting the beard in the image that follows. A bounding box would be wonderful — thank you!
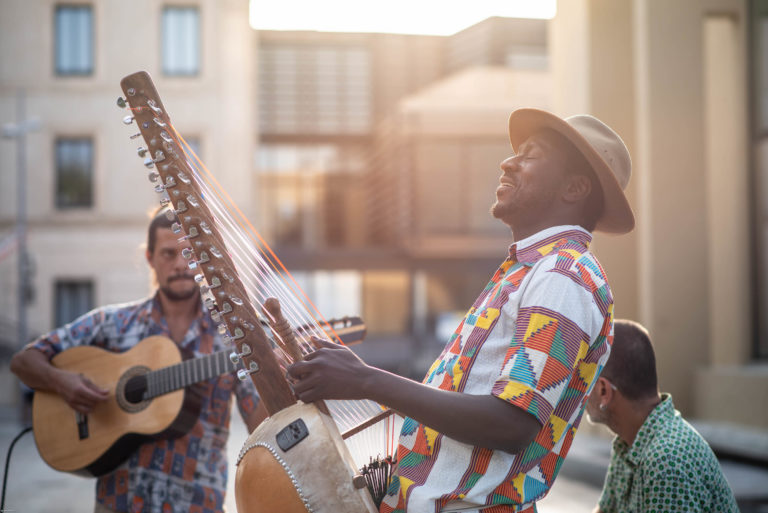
[490,182,560,232]
[160,276,199,301]
[490,198,514,221]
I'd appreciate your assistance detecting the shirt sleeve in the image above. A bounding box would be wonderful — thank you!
[492,254,607,425]
[28,307,109,360]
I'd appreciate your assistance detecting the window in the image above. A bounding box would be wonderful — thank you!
[414,141,511,237]
[54,5,94,75]
[162,6,200,76]
[259,44,371,134]
[55,137,93,209]
[256,144,368,246]
[54,280,94,326]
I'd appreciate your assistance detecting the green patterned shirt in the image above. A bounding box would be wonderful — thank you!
[598,394,739,513]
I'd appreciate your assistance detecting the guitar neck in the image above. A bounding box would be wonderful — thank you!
[139,315,366,400]
[143,349,235,399]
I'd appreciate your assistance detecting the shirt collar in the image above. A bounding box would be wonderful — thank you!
[614,393,675,466]
[508,225,593,265]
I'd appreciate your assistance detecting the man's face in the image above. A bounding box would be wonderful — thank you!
[491,130,570,231]
[146,227,199,302]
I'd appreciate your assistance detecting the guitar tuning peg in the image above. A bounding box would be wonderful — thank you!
[137,146,147,157]
[147,99,163,115]
[230,344,252,364]
[123,115,135,125]
[143,156,154,168]
[117,97,127,109]
[237,361,260,380]
[130,133,142,139]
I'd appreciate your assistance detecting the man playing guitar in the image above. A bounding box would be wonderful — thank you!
[11,206,266,513]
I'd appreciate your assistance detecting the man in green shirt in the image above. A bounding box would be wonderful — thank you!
[586,319,739,513]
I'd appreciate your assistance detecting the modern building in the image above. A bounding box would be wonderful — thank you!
[550,0,767,430]
[254,18,549,373]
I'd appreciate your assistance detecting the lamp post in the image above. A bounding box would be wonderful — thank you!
[2,89,39,351]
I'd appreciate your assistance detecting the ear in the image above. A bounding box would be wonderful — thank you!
[145,248,155,269]
[594,376,613,400]
[562,173,592,203]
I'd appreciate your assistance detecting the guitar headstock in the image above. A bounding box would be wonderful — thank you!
[118,71,297,414]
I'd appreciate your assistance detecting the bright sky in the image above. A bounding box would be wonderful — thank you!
[249,0,556,36]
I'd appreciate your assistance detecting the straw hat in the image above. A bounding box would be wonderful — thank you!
[508,108,635,234]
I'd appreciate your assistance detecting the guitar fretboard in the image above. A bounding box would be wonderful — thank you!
[144,350,236,399]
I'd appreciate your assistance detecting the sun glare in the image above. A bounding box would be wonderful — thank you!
[249,0,556,36]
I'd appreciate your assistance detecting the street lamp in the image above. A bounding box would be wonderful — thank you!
[2,89,40,352]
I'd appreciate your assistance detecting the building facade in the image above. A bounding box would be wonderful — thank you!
[0,0,256,406]
[552,0,768,429]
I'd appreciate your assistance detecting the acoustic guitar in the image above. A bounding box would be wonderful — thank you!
[32,317,365,477]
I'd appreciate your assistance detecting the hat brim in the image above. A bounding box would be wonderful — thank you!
[508,108,635,234]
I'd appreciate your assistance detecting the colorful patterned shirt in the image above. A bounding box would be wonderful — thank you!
[381,225,614,513]
[598,394,738,513]
[29,294,259,513]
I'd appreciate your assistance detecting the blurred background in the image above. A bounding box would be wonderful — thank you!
[1,0,767,510]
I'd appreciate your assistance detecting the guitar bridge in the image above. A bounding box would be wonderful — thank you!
[75,412,89,440]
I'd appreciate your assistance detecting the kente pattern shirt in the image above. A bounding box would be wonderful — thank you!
[380,225,614,513]
[598,394,739,513]
[30,294,258,513]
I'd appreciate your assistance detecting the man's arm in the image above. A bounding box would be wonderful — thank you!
[10,347,109,414]
[287,339,542,454]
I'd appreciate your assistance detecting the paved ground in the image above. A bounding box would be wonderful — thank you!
[1,410,766,513]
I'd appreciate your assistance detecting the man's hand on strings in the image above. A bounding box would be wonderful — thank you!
[55,370,110,414]
[287,336,371,403]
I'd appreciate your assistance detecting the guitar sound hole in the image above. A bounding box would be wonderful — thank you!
[115,365,151,413]
[125,375,148,404]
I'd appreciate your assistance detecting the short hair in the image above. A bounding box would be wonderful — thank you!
[146,205,178,255]
[542,128,605,231]
[601,319,658,401]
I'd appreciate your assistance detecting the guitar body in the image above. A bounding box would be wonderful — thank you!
[32,336,203,477]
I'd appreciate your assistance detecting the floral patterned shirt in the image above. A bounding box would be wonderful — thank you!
[29,294,258,513]
[598,394,738,513]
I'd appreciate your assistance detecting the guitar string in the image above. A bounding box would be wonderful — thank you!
[173,128,341,345]
[176,143,378,433]
[131,94,398,465]
[164,126,387,435]
[144,350,234,399]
